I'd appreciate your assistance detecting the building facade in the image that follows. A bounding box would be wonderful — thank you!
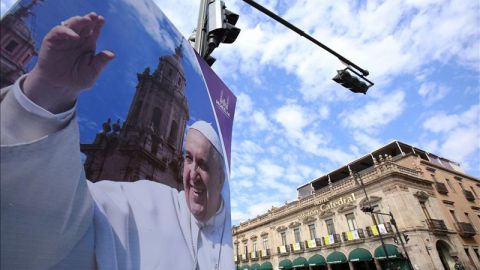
[232,141,480,270]
[0,0,37,88]
[81,46,189,189]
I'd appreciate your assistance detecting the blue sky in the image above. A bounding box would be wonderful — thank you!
[2,0,479,226]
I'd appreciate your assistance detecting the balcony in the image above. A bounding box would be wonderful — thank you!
[304,238,322,250]
[366,222,394,237]
[260,249,270,259]
[290,242,305,253]
[277,245,290,256]
[435,182,449,195]
[241,253,249,263]
[250,251,259,261]
[342,228,365,243]
[321,234,342,247]
[456,222,476,238]
[463,190,475,201]
[426,219,449,234]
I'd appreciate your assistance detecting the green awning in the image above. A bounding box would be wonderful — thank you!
[260,262,273,270]
[279,259,293,269]
[327,251,348,264]
[241,265,250,270]
[349,248,373,262]
[308,254,326,266]
[292,257,308,268]
[374,244,402,259]
[251,263,261,270]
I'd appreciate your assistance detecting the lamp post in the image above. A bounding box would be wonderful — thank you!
[353,172,394,270]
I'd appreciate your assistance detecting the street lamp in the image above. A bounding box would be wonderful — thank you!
[353,172,394,270]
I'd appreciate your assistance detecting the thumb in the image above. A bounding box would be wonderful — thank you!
[92,50,115,73]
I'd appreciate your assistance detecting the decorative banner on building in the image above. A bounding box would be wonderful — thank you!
[323,234,335,245]
[307,239,317,248]
[1,1,235,269]
[292,242,301,251]
[372,224,388,236]
[347,230,360,240]
[261,249,267,257]
[279,245,287,253]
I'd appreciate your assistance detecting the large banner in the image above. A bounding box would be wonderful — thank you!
[1,0,236,269]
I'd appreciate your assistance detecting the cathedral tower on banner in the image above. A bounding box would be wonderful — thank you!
[81,46,189,189]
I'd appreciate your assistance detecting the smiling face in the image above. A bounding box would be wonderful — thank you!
[183,129,224,222]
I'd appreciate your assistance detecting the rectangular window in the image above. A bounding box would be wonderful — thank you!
[244,244,248,255]
[420,202,432,220]
[372,205,385,224]
[325,218,336,235]
[465,213,476,229]
[293,228,301,243]
[280,232,287,246]
[446,179,456,193]
[450,210,459,223]
[308,224,317,239]
[470,186,478,198]
[473,249,480,261]
[253,241,257,252]
[459,182,465,191]
[262,237,268,250]
[346,213,358,230]
[465,248,476,268]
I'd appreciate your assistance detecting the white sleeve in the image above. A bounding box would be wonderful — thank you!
[0,82,94,269]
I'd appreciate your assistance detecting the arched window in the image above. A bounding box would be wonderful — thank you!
[151,107,162,131]
[168,120,178,144]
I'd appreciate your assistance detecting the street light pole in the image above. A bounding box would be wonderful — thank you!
[353,172,394,270]
[389,212,415,270]
[194,0,210,57]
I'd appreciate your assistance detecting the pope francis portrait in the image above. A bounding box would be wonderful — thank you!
[0,12,233,270]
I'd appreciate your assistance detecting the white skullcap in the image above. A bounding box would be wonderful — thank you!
[189,121,224,160]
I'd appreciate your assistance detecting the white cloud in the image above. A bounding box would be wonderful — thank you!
[418,82,449,105]
[421,105,480,169]
[341,91,406,131]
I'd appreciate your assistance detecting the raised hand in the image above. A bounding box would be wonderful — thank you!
[23,12,115,114]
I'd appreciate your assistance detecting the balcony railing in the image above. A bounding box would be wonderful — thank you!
[305,238,322,249]
[277,244,290,255]
[342,228,365,242]
[456,222,476,238]
[290,242,305,253]
[260,249,270,259]
[426,219,449,234]
[249,251,259,261]
[366,222,393,237]
[321,234,342,246]
[435,182,449,194]
[463,190,475,201]
[241,253,249,262]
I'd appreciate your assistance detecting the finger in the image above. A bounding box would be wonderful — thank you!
[62,13,98,37]
[47,25,81,41]
[91,50,115,73]
[86,16,105,46]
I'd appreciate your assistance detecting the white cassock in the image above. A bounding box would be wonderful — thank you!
[0,77,234,270]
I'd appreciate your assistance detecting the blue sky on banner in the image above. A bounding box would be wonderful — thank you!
[2,0,479,225]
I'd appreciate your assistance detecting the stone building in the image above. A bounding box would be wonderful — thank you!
[0,0,37,88]
[81,46,189,189]
[232,141,480,270]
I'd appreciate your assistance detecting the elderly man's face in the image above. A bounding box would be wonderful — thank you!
[183,129,223,222]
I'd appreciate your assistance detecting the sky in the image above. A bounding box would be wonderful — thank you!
[2,0,479,226]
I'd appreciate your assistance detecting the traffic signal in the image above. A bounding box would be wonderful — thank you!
[403,233,410,243]
[207,0,241,49]
[332,69,370,94]
[361,206,374,213]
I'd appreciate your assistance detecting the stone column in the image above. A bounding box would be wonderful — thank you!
[348,261,356,270]
[327,263,333,270]
[374,259,382,270]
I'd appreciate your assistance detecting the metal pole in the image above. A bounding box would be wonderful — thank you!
[389,212,415,270]
[194,0,210,56]
[243,0,370,77]
[354,173,394,270]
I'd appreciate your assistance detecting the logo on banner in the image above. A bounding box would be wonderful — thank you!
[215,90,231,118]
